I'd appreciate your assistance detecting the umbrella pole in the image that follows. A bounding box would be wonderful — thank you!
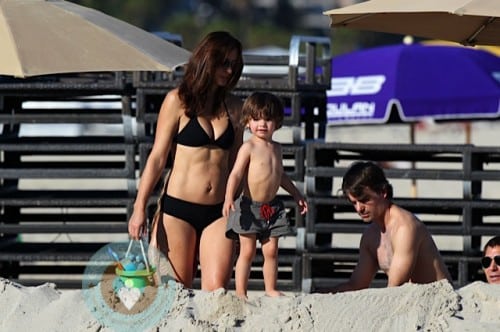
[410,123,417,198]
[465,122,471,144]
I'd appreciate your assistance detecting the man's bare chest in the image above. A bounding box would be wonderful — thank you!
[376,235,394,273]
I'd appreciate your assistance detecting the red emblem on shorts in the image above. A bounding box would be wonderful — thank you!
[260,204,275,223]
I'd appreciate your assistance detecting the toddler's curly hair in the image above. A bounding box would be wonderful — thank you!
[241,92,284,129]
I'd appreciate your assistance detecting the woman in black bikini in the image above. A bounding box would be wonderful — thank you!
[128,31,244,289]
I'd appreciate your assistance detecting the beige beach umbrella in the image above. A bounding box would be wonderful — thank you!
[0,0,190,78]
[323,0,500,46]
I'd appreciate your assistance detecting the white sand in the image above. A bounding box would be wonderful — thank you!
[1,277,499,331]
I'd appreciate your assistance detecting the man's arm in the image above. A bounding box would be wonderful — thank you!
[329,233,379,293]
[386,220,419,286]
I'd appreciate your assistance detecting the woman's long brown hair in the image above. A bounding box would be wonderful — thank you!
[178,31,243,118]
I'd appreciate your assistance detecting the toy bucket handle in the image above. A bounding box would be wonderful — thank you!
[125,238,150,273]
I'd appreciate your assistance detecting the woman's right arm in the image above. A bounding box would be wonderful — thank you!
[128,89,181,239]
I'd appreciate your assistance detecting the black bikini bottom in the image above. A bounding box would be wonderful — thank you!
[161,193,223,236]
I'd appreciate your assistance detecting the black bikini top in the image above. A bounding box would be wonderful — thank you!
[174,102,234,150]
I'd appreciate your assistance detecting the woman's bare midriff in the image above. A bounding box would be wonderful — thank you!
[166,145,230,204]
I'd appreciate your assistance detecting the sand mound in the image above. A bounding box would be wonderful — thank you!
[1,278,499,331]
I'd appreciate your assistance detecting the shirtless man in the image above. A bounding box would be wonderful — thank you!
[329,161,452,293]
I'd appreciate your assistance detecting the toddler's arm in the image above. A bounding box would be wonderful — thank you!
[280,172,308,215]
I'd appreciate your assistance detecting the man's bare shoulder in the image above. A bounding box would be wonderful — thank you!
[388,204,429,244]
[390,204,422,226]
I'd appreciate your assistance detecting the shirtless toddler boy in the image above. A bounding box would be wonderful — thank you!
[223,92,308,299]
